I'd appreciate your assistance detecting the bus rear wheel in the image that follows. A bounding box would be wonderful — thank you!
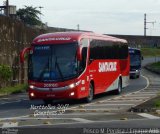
[115,79,122,95]
[85,83,94,103]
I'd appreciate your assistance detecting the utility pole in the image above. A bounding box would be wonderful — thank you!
[144,13,156,36]
[38,6,43,21]
[77,24,80,31]
[6,0,9,16]
[144,13,147,36]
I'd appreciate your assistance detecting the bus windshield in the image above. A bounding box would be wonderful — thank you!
[28,43,78,82]
[129,49,141,67]
[130,54,141,66]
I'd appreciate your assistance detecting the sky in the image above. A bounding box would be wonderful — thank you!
[1,0,160,36]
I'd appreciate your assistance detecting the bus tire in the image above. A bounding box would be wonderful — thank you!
[134,74,137,79]
[43,99,53,105]
[137,73,140,78]
[85,83,94,103]
[115,79,122,95]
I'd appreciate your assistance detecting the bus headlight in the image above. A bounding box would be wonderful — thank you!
[29,85,35,89]
[69,83,75,88]
[30,92,35,97]
[69,80,81,89]
[70,92,75,96]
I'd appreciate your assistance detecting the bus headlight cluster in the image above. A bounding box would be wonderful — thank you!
[30,92,35,97]
[29,85,35,89]
[69,80,81,89]
[70,92,75,96]
[69,84,75,88]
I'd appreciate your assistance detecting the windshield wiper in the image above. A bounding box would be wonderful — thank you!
[55,56,64,80]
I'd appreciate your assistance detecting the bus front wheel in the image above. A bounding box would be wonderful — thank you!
[85,83,94,103]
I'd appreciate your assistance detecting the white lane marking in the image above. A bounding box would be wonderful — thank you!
[5,118,159,128]
[124,75,150,97]
[140,92,159,94]
[0,98,10,100]
[0,100,21,105]
[2,122,18,128]
[0,113,115,121]
[0,98,29,105]
[0,117,91,120]
[122,74,150,96]
[21,99,30,101]
[119,96,151,99]
[141,74,150,89]
[0,111,11,114]
[85,104,134,106]
[127,94,156,96]
[138,113,160,119]
[0,98,28,105]
[18,95,27,97]
[64,113,115,115]
[0,115,29,121]
[105,100,140,102]
[72,118,93,123]
[67,108,125,111]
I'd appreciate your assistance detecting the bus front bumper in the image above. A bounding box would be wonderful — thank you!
[130,70,140,77]
[28,87,79,100]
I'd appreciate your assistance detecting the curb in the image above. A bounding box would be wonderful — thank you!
[156,110,160,115]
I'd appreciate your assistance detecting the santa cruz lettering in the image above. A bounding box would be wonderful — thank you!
[99,62,117,72]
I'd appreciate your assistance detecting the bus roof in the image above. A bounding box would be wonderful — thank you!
[32,32,127,45]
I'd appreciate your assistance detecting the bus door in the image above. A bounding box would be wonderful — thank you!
[78,39,90,97]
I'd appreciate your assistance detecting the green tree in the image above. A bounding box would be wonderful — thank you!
[17,6,43,26]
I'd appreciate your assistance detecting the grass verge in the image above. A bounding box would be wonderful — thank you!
[0,84,28,96]
[141,48,160,57]
[145,61,160,74]
[149,62,160,70]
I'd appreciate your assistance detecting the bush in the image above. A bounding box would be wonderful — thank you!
[0,84,28,95]
[0,64,13,88]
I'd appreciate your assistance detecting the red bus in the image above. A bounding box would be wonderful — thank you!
[20,32,130,104]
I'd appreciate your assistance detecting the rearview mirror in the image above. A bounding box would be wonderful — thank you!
[20,47,32,63]
[141,56,144,60]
